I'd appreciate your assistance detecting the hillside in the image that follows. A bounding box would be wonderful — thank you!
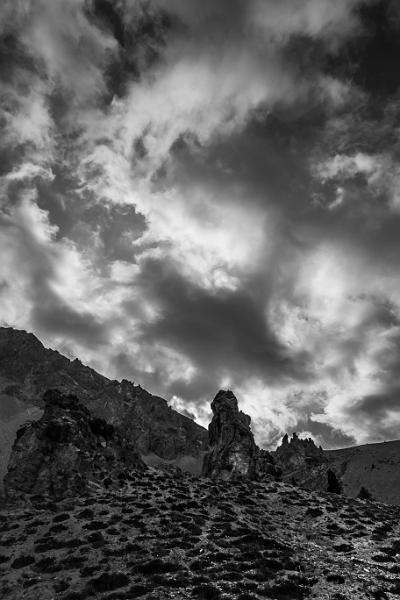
[2,467,400,600]
[0,327,207,492]
[325,441,400,505]
[275,434,400,505]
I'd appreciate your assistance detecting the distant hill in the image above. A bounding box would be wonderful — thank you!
[0,327,208,493]
[275,433,400,505]
[325,440,400,505]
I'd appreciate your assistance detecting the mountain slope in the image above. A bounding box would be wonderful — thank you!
[276,434,400,505]
[0,327,208,491]
[1,468,400,600]
[325,440,400,505]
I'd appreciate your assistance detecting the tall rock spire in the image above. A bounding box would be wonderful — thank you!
[202,390,276,480]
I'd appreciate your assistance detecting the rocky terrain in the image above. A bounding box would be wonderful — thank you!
[0,327,208,493]
[2,466,400,600]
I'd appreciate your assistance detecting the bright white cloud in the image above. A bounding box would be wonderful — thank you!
[250,0,364,47]
[314,152,400,212]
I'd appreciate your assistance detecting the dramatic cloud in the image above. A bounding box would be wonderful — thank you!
[1,0,400,449]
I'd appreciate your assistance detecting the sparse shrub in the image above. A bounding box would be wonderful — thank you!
[11,555,35,568]
[190,559,209,572]
[63,555,83,570]
[80,565,97,577]
[371,554,390,563]
[52,512,70,522]
[34,556,61,573]
[87,571,129,592]
[83,520,106,530]
[306,507,323,517]
[137,558,180,575]
[327,470,342,494]
[53,580,69,593]
[357,486,373,501]
[192,583,221,599]
[89,418,114,440]
[127,583,152,597]
[326,573,345,584]
[333,543,353,552]
[49,524,68,533]
[220,571,243,582]
[63,592,86,600]
[77,508,94,519]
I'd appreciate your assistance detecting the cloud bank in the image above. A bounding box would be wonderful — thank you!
[1,0,400,449]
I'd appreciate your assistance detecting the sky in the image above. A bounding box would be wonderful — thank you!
[2,0,400,450]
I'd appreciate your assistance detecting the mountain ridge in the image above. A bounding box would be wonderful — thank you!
[3,326,400,505]
[0,326,208,493]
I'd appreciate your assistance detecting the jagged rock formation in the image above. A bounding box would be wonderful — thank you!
[275,432,325,473]
[4,389,145,501]
[202,390,276,480]
[274,433,346,495]
[0,327,208,491]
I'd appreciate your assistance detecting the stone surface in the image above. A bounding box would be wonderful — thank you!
[202,390,276,480]
[4,389,145,501]
[0,327,208,491]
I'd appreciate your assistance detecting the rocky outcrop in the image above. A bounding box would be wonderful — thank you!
[275,433,325,473]
[273,433,345,494]
[4,389,145,501]
[0,327,208,491]
[202,390,277,480]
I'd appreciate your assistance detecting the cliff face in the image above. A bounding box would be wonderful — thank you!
[4,389,145,501]
[202,390,276,480]
[0,327,208,491]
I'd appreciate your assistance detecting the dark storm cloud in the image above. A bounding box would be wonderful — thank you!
[327,1,400,98]
[36,169,147,262]
[340,382,400,443]
[350,388,400,417]
[87,0,171,100]
[32,300,109,346]
[134,257,311,383]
